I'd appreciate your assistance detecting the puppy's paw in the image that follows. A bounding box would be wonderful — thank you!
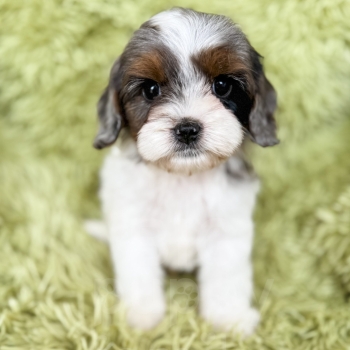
[126,299,166,331]
[201,306,260,336]
[84,219,108,242]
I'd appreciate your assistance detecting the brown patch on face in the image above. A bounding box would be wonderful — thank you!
[125,50,167,83]
[193,46,247,76]
[119,46,180,140]
[192,45,254,93]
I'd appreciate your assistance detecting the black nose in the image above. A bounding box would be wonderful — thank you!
[174,121,201,145]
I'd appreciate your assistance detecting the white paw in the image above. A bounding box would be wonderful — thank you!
[126,299,166,331]
[201,306,260,336]
[84,219,108,242]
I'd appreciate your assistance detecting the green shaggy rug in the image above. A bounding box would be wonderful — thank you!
[1,0,350,349]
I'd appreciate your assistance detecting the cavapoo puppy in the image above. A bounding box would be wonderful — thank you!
[87,7,278,335]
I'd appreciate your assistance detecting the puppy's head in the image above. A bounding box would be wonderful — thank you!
[94,8,278,173]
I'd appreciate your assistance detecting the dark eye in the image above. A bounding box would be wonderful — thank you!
[142,80,160,101]
[212,75,233,98]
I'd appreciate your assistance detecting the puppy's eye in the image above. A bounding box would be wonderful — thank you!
[212,75,233,98]
[142,80,160,101]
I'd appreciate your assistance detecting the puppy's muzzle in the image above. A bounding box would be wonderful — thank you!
[174,120,201,145]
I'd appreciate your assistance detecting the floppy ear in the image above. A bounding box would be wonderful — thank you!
[248,50,279,147]
[93,59,124,149]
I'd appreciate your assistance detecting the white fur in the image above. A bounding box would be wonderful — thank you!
[84,219,108,242]
[92,139,260,335]
[137,94,244,174]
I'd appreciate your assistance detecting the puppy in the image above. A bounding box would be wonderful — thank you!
[89,7,278,335]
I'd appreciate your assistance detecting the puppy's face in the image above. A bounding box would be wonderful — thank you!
[94,8,278,173]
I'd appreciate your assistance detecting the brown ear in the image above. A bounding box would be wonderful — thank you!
[249,50,279,147]
[93,59,124,149]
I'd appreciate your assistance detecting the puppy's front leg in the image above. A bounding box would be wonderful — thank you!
[198,234,259,335]
[110,234,165,330]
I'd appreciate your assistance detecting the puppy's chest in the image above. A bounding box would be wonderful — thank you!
[149,178,205,231]
[147,172,215,270]
[101,149,257,271]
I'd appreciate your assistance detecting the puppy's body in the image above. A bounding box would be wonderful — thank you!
[90,8,278,335]
[99,137,259,331]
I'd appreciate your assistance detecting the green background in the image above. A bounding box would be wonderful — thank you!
[1,0,350,349]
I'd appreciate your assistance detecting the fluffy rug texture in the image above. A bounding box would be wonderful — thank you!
[1,0,350,349]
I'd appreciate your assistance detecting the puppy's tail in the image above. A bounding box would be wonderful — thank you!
[84,219,108,243]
